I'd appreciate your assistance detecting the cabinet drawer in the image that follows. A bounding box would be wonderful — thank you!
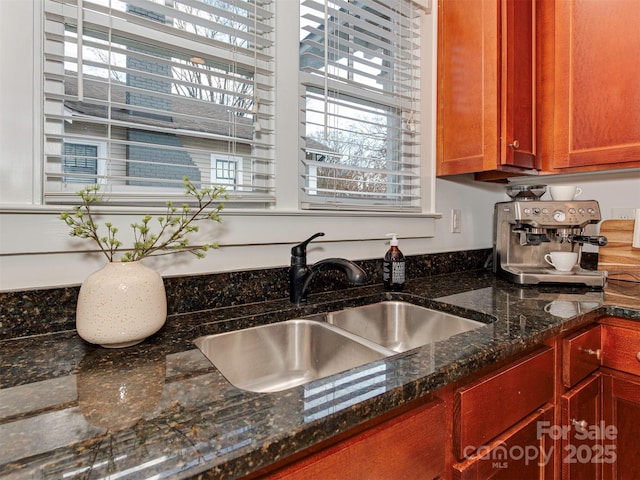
[562,325,602,388]
[454,347,554,460]
[602,323,640,377]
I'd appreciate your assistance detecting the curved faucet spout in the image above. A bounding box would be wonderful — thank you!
[290,257,367,305]
[308,258,367,284]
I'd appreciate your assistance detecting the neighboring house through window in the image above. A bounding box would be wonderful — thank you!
[40,0,427,211]
[43,0,275,204]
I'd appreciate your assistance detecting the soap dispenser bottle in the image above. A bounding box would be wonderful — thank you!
[383,233,405,291]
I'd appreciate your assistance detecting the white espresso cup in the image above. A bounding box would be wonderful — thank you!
[544,251,578,272]
[549,185,582,201]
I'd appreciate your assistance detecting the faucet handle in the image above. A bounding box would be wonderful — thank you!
[291,232,325,258]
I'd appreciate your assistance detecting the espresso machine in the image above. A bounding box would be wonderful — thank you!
[493,185,608,287]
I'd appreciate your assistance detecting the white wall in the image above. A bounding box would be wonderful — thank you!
[0,179,504,291]
[1,165,639,292]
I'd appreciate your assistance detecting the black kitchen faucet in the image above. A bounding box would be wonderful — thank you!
[289,232,367,304]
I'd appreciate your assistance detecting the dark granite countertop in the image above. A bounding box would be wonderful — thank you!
[1,271,639,479]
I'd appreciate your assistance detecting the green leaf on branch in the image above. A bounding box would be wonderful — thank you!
[59,177,226,262]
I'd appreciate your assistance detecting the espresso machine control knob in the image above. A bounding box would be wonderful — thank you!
[553,210,566,222]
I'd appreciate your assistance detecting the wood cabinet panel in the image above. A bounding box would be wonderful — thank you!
[538,0,640,171]
[601,372,640,480]
[560,374,602,480]
[501,0,536,169]
[601,323,640,377]
[437,0,497,175]
[454,347,554,460]
[453,403,555,480]
[265,399,445,480]
[562,325,602,388]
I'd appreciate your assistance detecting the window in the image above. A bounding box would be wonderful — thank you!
[62,143,98,184]
[39,0,428,212]
[300,0,422,211]
[61,139,108,185]
[43,0,275,205]
[212,155,242,189]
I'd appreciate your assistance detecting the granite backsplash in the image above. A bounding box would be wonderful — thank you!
[0,249,494,340]
[0,249,598,341]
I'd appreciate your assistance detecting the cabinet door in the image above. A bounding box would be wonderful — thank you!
[501,0,536,170]
[266,399,445,480]
[452,404,555,480]
[437,0,498,175]
[602,372,640,480]
[539,0,640,170]
[561,374,602,480]
[437,0,536,176]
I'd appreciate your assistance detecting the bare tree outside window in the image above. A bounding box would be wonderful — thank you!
[170,1,255,115]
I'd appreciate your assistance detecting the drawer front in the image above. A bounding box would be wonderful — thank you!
[454,347,554,460]
[268,399,446,479]
[602,324,640,376]
[452,404,555,480]
[562,325,602,388]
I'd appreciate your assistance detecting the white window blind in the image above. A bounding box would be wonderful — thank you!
[43,0,275,206]
[300,0,422,212]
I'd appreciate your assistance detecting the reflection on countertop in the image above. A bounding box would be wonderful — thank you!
[1,271,639,479]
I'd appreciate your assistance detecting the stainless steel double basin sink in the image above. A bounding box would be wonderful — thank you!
[195,301,487,393]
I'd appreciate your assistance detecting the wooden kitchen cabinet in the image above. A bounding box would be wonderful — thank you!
[558,317,640,480]
[600,319,640,377]
[600,317,640,480]
[537,0,640,172]
[601,372,640,480]
[451,347,555,479]
[436,0,537,178]
[263,398,446,479]
[560,374,602,480]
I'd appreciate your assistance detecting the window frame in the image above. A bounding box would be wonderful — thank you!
[0,0,437,218]
[298,0,424,212]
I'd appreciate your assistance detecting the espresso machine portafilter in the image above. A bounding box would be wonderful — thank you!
[493,198,608,287]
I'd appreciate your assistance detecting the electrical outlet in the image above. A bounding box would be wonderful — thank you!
[451,209,462,233]
[612,207,636,219]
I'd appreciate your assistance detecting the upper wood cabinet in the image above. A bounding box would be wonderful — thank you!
[436,0,537,178]
[536,0,640,172]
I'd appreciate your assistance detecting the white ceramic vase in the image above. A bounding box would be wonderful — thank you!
[76,261,167,348]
